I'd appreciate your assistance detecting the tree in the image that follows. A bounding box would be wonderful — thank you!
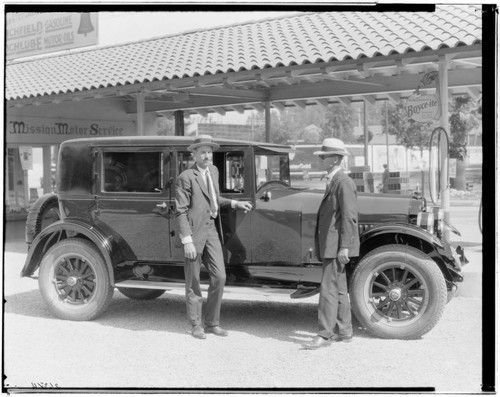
[449,94,479,190]
[385,103,433,154]
[156,116,175,136]
[320,103,356,143]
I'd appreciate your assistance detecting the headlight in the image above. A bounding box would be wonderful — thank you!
[417,211,434,233]
[432,207,444,235]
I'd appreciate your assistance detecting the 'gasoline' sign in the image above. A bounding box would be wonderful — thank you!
[405,95,440,123]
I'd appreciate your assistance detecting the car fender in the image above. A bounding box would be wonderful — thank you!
[20,219,135,284]
[360,222,443,251]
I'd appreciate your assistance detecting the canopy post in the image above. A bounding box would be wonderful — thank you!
[438,56,451,240]
[174,110,185,136]
[136,93,145,136]
[265,101,271,143]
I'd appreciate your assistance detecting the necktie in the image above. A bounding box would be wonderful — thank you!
[206,170,218,217]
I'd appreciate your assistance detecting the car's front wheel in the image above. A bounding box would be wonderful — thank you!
[38,238,114,321]
[350,244,447,339]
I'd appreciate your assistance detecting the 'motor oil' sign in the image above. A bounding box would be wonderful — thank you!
[405,94,440,122]
[6,13,98,60]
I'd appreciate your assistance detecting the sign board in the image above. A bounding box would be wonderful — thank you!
[7,116,137,145]
[19,146,33,170]
[405,94,440,123]
[6,13,98,60]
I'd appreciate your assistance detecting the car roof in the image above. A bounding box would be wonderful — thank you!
[61,136,292,152]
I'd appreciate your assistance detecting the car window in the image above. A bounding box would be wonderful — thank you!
[222,152,245,193]
[102,151,162,193]
[255,153,290,189]
[177,151,195,175]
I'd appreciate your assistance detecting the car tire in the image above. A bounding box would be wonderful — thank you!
[38,238,114,321]
[117,288,165,300]
[350,244,447,339]
[25,193,60,245]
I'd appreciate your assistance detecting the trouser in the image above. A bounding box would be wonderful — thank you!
[184,219,226,327]
[318,258,352,339]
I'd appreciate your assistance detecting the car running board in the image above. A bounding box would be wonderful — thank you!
[114,280,185,290]
[290,285,320,299]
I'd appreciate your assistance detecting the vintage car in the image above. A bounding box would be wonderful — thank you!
[22,136,466,339]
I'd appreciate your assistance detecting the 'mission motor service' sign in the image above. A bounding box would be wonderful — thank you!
[405,94,440,122]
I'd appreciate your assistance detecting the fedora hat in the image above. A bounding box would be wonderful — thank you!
[313,138,350,157]
[188,135,220,152]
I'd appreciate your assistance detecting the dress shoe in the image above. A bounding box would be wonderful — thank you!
[303,336,331,350]
[204,326,228,337]
[331,334,353,343]
[191,326,207,339]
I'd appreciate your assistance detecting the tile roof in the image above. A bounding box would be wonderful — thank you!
[6,5,482,101]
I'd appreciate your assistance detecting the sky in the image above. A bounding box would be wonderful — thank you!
[98,11,297,46]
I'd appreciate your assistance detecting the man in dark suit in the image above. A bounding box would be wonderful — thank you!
[175,135,252,339]
[304,138,360,349]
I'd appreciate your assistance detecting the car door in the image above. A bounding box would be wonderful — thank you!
[251,150,302,266]
[96,147,175,261]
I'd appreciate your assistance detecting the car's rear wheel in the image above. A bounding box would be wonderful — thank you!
[350,244,447,339]
[117,288,165,300]
[38,238,113,321]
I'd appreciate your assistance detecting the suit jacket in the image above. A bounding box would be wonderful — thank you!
[315,169,360,261]
[175,164,232,253]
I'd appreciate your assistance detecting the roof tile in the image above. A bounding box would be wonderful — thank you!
[6,6,482,100]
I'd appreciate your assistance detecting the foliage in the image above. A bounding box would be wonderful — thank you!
[449,95,479,160]
[245,103,360,144]
[384,103,433,153]
[156,116,174,136]
[320,103,356,143]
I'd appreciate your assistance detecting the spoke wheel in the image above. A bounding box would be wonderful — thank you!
[39,238,113,321]
[350,244,447,339]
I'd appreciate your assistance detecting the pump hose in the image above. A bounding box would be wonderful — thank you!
[429,127,449,205]
[478,194,482,234]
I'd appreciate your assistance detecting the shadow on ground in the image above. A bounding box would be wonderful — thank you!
[5,289,371,344]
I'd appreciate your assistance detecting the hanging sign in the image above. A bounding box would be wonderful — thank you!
[6,13,98,60]
[19,146,33,170]
[405,94,440,122]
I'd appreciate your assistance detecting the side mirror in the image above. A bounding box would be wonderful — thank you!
[260,191,272,201]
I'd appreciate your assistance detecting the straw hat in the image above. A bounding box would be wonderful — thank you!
[313,138,350,156]
[187,135,220,152]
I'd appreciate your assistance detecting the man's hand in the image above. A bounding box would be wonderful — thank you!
[183,242,197,260]
[337,248,350,265]
[235,201,253,213]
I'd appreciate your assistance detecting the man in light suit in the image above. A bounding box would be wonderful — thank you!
[304,138,360,349]
[175,135,253,339]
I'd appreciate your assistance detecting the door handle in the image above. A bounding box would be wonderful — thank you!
[156,202,167,209]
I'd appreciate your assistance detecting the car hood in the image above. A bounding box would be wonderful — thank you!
[295,188,418,224]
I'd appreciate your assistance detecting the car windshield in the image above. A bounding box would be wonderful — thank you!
[255,153,290,189]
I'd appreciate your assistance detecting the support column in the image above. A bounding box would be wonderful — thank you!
[174,110,185,136]
[438,56,450,240]
[136,93,145,136]
[265,101,271,143]
[5,151,10,207]
[43,146,52,194]
[363,100,369,166]
[385,100,390,168]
